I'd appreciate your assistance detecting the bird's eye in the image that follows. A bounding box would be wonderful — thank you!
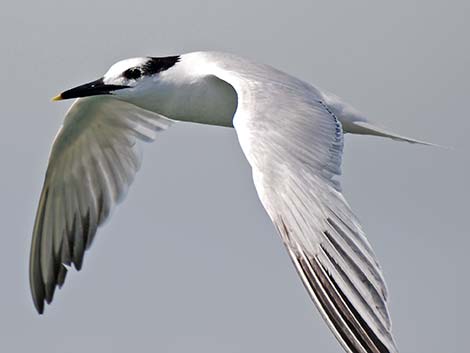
[123,68,142,80]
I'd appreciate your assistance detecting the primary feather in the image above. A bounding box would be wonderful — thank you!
[205,52,399,352]
[30,96,172,313]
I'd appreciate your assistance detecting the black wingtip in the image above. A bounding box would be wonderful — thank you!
[33,298,45,315]
[73,259,83,271]
[44,282,56,304]
[57,265,68,288]
[32,265,68,314]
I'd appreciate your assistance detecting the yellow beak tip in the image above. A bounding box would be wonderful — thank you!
[52,94,63,102]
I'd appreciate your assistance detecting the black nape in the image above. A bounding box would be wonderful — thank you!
[142,56,180,76]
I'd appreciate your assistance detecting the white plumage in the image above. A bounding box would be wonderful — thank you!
[31,51,431,353]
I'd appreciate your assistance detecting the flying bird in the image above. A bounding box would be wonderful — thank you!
[31,52,431,353]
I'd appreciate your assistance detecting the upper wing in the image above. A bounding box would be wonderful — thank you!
[211,57,399,353]
[30,96,172,313]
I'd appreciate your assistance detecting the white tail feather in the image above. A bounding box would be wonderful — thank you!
[320,91,440,147]
[344,121,440,147]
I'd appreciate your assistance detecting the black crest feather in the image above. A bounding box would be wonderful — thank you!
[142,56,180,76]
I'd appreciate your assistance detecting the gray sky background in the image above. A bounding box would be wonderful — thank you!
[0,1,468,352]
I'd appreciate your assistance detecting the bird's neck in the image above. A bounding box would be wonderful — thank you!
[132,67,238,127]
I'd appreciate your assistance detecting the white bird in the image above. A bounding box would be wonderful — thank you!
[31,51,431,353]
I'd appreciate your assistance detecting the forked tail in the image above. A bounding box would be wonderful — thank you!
[320,92,438,147]
[343,121,438,146]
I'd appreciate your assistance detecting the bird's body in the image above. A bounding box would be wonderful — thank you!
[31,51,430,353]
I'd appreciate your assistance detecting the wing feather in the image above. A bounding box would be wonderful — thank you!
[30,96,172,313]
[208,52,399,353]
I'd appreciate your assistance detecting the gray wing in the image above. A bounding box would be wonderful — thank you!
[212,57,399,353]
[30,96,172,313]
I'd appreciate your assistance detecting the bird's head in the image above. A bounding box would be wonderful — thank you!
[52,56,181,102]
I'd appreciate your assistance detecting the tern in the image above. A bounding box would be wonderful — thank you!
[31,51,431,353]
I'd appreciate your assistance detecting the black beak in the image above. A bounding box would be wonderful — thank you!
[53,78,130,101]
